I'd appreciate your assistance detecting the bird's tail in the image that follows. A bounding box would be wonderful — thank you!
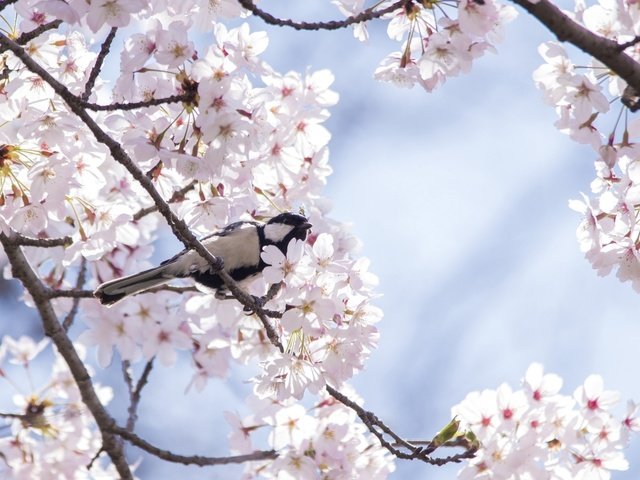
[94,264,175,306]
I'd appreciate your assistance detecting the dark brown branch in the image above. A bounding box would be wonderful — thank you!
[110,424,278,465]
[0,232,133,479]
[62,258,87,332]
[46,288,94,299]
[122,359,154,432]
[133,180,197,220]
[0,0,18,11]
[82,27,118,101]
[511,0,640,94]
[15,20,63,45]
[83,94,193,112]
[325,385,477,465]
[86,447,105,470]
[617,35,640,52]
[12,234,72,248]
[237,0,408,31]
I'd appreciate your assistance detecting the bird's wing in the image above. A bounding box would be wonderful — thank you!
[161,222,262,276]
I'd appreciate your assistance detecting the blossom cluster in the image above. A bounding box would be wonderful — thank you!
[227,390,395,479]
[0,0,387,475]
[452,363,639,479]
[531,0,640,291]
[333,0,517,90]
[0,336,116,478]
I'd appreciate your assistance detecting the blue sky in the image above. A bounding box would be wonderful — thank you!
[2,2,640,479]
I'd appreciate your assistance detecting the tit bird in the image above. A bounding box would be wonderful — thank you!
[94,212,312,306]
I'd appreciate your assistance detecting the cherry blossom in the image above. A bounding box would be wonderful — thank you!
[453,364,634,479]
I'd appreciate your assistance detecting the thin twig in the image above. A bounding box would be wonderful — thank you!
[82,94,194,111]
[46,289,94,299]
[12,234,72,248]
[62,258,87,332]
[15,20,63,45]
[82,27,118,101]
[325,385,477,464]
[133,180,197,221]
[237,0,408,31]
[86,447,105,470]
[617,35,640,52]
[125,359,154,432]
[110,424,278,465]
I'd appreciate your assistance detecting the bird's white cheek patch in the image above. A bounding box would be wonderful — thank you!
[264,223,294,243]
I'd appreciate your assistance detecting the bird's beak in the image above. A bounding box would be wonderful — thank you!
[300,222,312,231]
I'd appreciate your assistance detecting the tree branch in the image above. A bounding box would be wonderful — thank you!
[122,359,154,432]
[132,180,197,221]
[511,0,640,94]
[0,232,133,479]
[617,35,640,52]
[0,0,18,11]
[15,20,63,45]
[62,258,87,332]
[82,27,118,101]
[110,424,278,465]
[46,288,95,299]
[11,234,73,248]
[82,94,193,112]
[237,0,408,31]
[325,385,477,464]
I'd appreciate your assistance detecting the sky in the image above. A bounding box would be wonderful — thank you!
[2,2,640,479]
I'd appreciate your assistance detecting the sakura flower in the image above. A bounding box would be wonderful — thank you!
[565,75,610,122]
[575,375,621,418]
[85,0,147,32]
[622,400,640,441]
[458,0,501,36]
[141,314,193,366]
[3,336,49,366]
[280,287,336,335]
[523,362,562,403]
[224,410,256,454]
[78,302,142,367]
[419,33,472,80]
[9,204,48,236]
[154,21,195,68]
[332,0,369,41]
[268,404,318,450]
[255,353,324,401]
[453,389,499,439]
[121,32,157,72]
[261,239,312,286]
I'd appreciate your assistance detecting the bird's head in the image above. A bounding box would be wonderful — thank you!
[264,212,312,245]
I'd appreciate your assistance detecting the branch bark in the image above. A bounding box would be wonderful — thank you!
[511,0,640,94]
[110,425,278,466]
[237,0,409,31]
[0,233,133,479]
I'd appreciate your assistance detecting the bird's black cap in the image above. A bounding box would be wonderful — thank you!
[268,212,312,230]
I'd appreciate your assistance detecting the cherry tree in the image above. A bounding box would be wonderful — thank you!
[0,0,639,478]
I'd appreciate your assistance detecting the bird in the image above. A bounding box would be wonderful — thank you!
[93,212,312,306]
